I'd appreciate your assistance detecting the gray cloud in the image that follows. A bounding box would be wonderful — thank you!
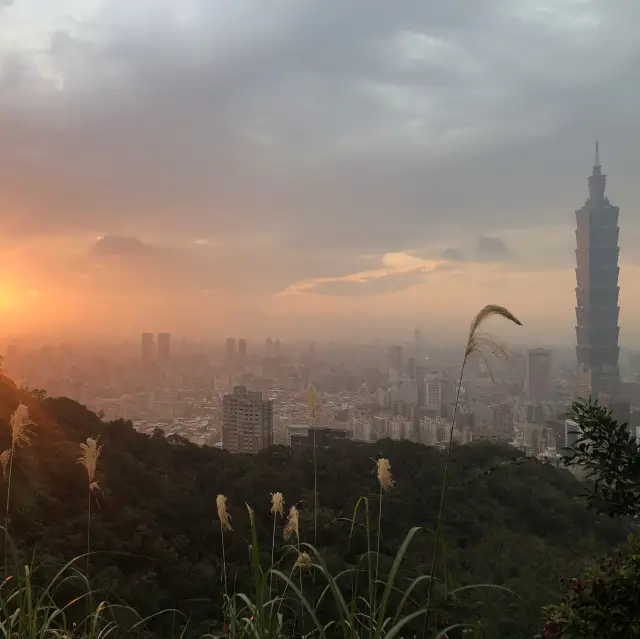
[442,248,464,261]
[438,236,510,262]
[1,0,639,290]
[91,235,152,256]
[476,236,510,259]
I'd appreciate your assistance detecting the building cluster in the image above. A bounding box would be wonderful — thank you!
[1,146,638,459]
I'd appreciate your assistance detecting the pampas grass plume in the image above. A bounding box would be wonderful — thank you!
[10,404,33,447]
[464,304,522,378]
[271,492,284,516]
[0,451,10,479]
[78,437,102,486]
[376,458,394,492]
[216,494,232,531]
[295,551,312,570]
[283,505,299,541]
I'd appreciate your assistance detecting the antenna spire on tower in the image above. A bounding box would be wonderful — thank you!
[595,140,600,167]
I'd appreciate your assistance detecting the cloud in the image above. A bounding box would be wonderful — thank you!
[280,252,435,297]
[1,0,640,330]
[441,247,464,261]
[476,236,510,259]
[310,268,428,297]
[438,236,511,263]
[90,235,153,257]
[0,0,639,254]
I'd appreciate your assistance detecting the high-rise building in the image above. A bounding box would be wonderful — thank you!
[222,386,273,453]
[238,339,247,370]
[225,338,236,374]
[388,345,403,376]
[575,142,620,402]
[141,333,155,363]
[157,333,171,365]
[525,348,551,401]
[425,380,442,408]
[265,337,273,358]
[492,403,514,434]
[405,357,416,379]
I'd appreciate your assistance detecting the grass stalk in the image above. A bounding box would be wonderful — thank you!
[423,304,521,632]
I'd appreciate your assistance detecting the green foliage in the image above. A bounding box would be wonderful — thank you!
[0,376,631,638]
[564,399,640,517]
[543,534,640,638]
[219,502,516,638]
[0,529,172,638]
[539,398,640,638]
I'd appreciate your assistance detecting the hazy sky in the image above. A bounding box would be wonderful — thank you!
[1,0,640,344]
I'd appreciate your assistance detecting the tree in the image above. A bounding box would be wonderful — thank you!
[541,399,640,638]
[564,399,640,518]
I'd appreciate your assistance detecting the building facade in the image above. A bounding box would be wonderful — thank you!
[222,386,273,453]
[525,348,551,401]
[157,332,171,365]
[575,143,620,402]
[141,333,155,364]
[225,338,236,375]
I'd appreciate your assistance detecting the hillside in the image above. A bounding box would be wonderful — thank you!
[0,374,630,638]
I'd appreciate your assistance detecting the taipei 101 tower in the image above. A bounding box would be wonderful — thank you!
[574,143,621,402]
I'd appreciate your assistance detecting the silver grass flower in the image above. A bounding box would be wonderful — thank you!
[464,304,522,379]
[0,451,10,480]
[78,437,102,485]
[10,404,33,447]
[271,492,284,517]
[216,494,232,531]
[295,551,312,570]
[283,505,299,541]
[376,458,394,492]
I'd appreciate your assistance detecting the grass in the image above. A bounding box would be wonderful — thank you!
[0,528,180,639]
[0,464,520,638]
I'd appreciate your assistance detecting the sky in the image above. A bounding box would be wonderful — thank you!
[1,0,640,345]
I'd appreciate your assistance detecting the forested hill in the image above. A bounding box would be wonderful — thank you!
[0,374,630,637]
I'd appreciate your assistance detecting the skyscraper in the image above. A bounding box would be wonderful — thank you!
[525,348,551,401]
[388,345,403,375]
[157,332,171,365]
[222,386,273,453]
[238,338,247,370]
[575,143,620,401]
[225,338,236,375]
[141,333,155,364]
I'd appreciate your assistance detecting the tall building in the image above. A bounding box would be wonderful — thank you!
[425,380,442,408]
[388,345,403,377]
[265,337,273,358]
[238,339,247,370]
[157,333,171,365]
[575,143,620,402]
[141,333,155,364]
[525,348,551,401]
[405,357,416,379]
[225,338,236,374]
[413,327,424,351]
[222,386,273,454]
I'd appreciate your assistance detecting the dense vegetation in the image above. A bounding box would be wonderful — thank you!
[0,374,631,637]
[543,400,640,638]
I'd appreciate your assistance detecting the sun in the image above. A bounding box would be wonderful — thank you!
[0,284,24,311]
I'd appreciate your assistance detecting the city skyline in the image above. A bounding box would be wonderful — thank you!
[1,2,640,343]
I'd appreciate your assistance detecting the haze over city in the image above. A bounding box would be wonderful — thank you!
[1,0,639,344]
